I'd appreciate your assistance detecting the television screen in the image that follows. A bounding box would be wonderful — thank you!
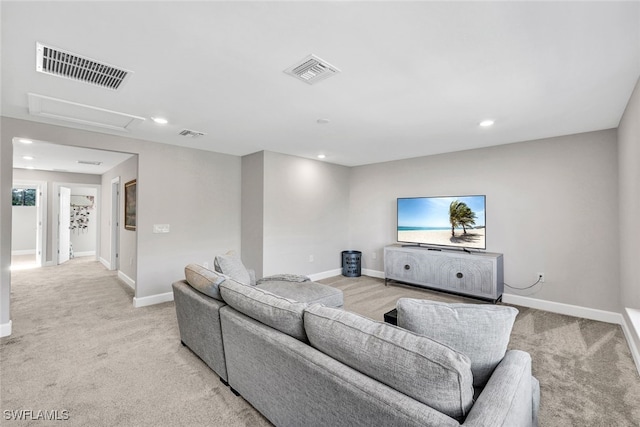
[397,195,486,250]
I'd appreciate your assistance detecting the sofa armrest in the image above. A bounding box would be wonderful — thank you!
[463,350,538,427]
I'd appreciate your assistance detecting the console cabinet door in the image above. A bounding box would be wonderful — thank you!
[384,245,502,301]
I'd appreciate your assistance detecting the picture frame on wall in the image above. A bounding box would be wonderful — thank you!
[124,179,137,231]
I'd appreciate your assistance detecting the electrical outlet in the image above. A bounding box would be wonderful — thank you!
[536,272,545,283]
[309,255,314,262]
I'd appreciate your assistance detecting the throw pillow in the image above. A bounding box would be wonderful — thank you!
[304,304,474,421]
[184,263,226,301]
[396,298,518,388]
[214,252,252,286]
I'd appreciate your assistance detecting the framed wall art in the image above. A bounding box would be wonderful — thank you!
[124,179,137,231]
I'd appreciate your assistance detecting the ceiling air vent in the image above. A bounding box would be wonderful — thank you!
[77,160,103,166]
[284,54,341,85]
[179,129,206,138]
[36,42,132,90]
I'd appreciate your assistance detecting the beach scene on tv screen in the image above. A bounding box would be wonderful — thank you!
[397,196,486,249]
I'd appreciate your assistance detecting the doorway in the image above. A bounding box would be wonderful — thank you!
[10,181,46,270]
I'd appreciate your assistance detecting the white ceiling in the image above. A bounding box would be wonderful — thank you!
[2,1,639,168]
[13,138,134,175]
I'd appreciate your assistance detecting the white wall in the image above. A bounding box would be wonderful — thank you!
[262,151,350,277]
[0,121,12,333]
[11,205,36,253]
[349,129,620,313]
[13,169,101,263]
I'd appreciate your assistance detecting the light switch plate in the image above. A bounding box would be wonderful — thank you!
[153,224,170,233]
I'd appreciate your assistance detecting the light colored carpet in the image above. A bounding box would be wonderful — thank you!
[2,259,639,426]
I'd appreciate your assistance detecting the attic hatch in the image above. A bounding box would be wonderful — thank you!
[36,42,132,90]
[179,129,206,138]
[283,54,341,85]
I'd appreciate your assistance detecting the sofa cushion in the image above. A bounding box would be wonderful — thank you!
[184,263,226,301]
[303,304,474,421]
[219,279,308,341]
[214,252,252,286]
[396,298,518,388]
[257,280,344,308]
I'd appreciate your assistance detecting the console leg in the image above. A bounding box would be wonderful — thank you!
[180,340,186,347]
[219,377,229,387]
[230,387,241,396]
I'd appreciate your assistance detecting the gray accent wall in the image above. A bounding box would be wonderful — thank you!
[241,151,265,278]
[619,76,640,310]
[100,156,138,281]
[349,130,621,312]
[254,151,351,277]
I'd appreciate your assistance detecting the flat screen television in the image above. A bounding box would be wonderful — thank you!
[397,195,486,250]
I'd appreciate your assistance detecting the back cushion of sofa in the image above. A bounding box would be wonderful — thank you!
[184,263,226,301]
[397,298,518,388]
[304,304,474,421]
[219,279,308,341]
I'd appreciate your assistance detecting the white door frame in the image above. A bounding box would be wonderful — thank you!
[12,180,47,267]
[52,182,102,266]
[110,177,120,271]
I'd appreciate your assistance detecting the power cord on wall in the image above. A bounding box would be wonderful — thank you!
[504,274,544,290]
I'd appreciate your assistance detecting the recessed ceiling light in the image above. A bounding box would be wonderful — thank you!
[479,120,495,127]
[22,155,34,160]
[19,138,33,144]
[152,117,168,125]
[317,154,326,159]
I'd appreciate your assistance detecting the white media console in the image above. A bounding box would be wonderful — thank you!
[384,244,504,303]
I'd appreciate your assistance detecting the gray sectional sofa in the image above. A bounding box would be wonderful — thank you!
[172,257,539,427]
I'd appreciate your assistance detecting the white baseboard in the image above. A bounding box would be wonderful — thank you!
[99,257,111,270]
[502,294,623,324]
[363,268,385,279]
[73,251,95,257]
[117,271,135,290]
[133,292,174,308]
[308,269,343,281]
[11,250,35,255]
[1,320,12,337]
[622,308,640,376]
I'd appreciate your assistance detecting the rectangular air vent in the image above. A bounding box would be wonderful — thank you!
[77,160,103,166]
[179,129,206,138]
[36,42,132,90]
[284,54,341,85]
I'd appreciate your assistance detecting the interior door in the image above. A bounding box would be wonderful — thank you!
[35,186,43,267]
[58,186,71,264]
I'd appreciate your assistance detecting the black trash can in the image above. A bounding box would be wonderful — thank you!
[341,250,362,277]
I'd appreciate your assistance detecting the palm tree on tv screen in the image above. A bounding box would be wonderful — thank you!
[449,200,477,236]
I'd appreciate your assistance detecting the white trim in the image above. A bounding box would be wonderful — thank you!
[362,268,385,279]
[73,251,95,257]
[308,268,342,281]
[99,257,111,270]
[11,249,36,255]
[0,320,12,337]
[133,292,173,308]
[622,308,640,376]
[117,270,135,290]
[502,293,623,325]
